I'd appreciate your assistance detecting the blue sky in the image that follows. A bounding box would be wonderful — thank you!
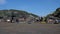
[0,0,60,17]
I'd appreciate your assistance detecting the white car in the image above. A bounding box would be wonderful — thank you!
[47,19,55,24]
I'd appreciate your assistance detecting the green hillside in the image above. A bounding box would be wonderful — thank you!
[45,8,60,20]
[0,9,39,18]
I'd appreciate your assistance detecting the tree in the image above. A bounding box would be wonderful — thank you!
[46,8,60,18]
[45,8,60,22]
[53,8,60,18]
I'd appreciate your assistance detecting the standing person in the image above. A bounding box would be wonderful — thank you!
[16,19,19,23]
[40,17,43,22]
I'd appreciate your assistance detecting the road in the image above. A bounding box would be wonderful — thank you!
[0,23,60,34]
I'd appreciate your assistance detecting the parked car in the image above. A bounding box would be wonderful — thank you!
[47,18,55,24]
[46,17,59,24]
[55,19,60,24]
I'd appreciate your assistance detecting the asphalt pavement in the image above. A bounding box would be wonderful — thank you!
[0,23,60,34]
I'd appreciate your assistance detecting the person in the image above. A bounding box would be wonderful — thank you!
[16,19,19,23]
[40,17,43,22]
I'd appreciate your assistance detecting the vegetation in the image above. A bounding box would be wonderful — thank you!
[45,8,60,19]
[53,8,60,18]
[0,9,39,18]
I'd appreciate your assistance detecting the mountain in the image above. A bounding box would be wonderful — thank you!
[52,8,60,18]
[45,8,60,20]
[47,8,60,17]
[0,9,39,18]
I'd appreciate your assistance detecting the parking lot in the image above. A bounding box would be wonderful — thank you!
[0,23,60,34]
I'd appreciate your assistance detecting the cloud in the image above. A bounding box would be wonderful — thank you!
[0,0,6,5]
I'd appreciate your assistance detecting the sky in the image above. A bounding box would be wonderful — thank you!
[0,0,60,17]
